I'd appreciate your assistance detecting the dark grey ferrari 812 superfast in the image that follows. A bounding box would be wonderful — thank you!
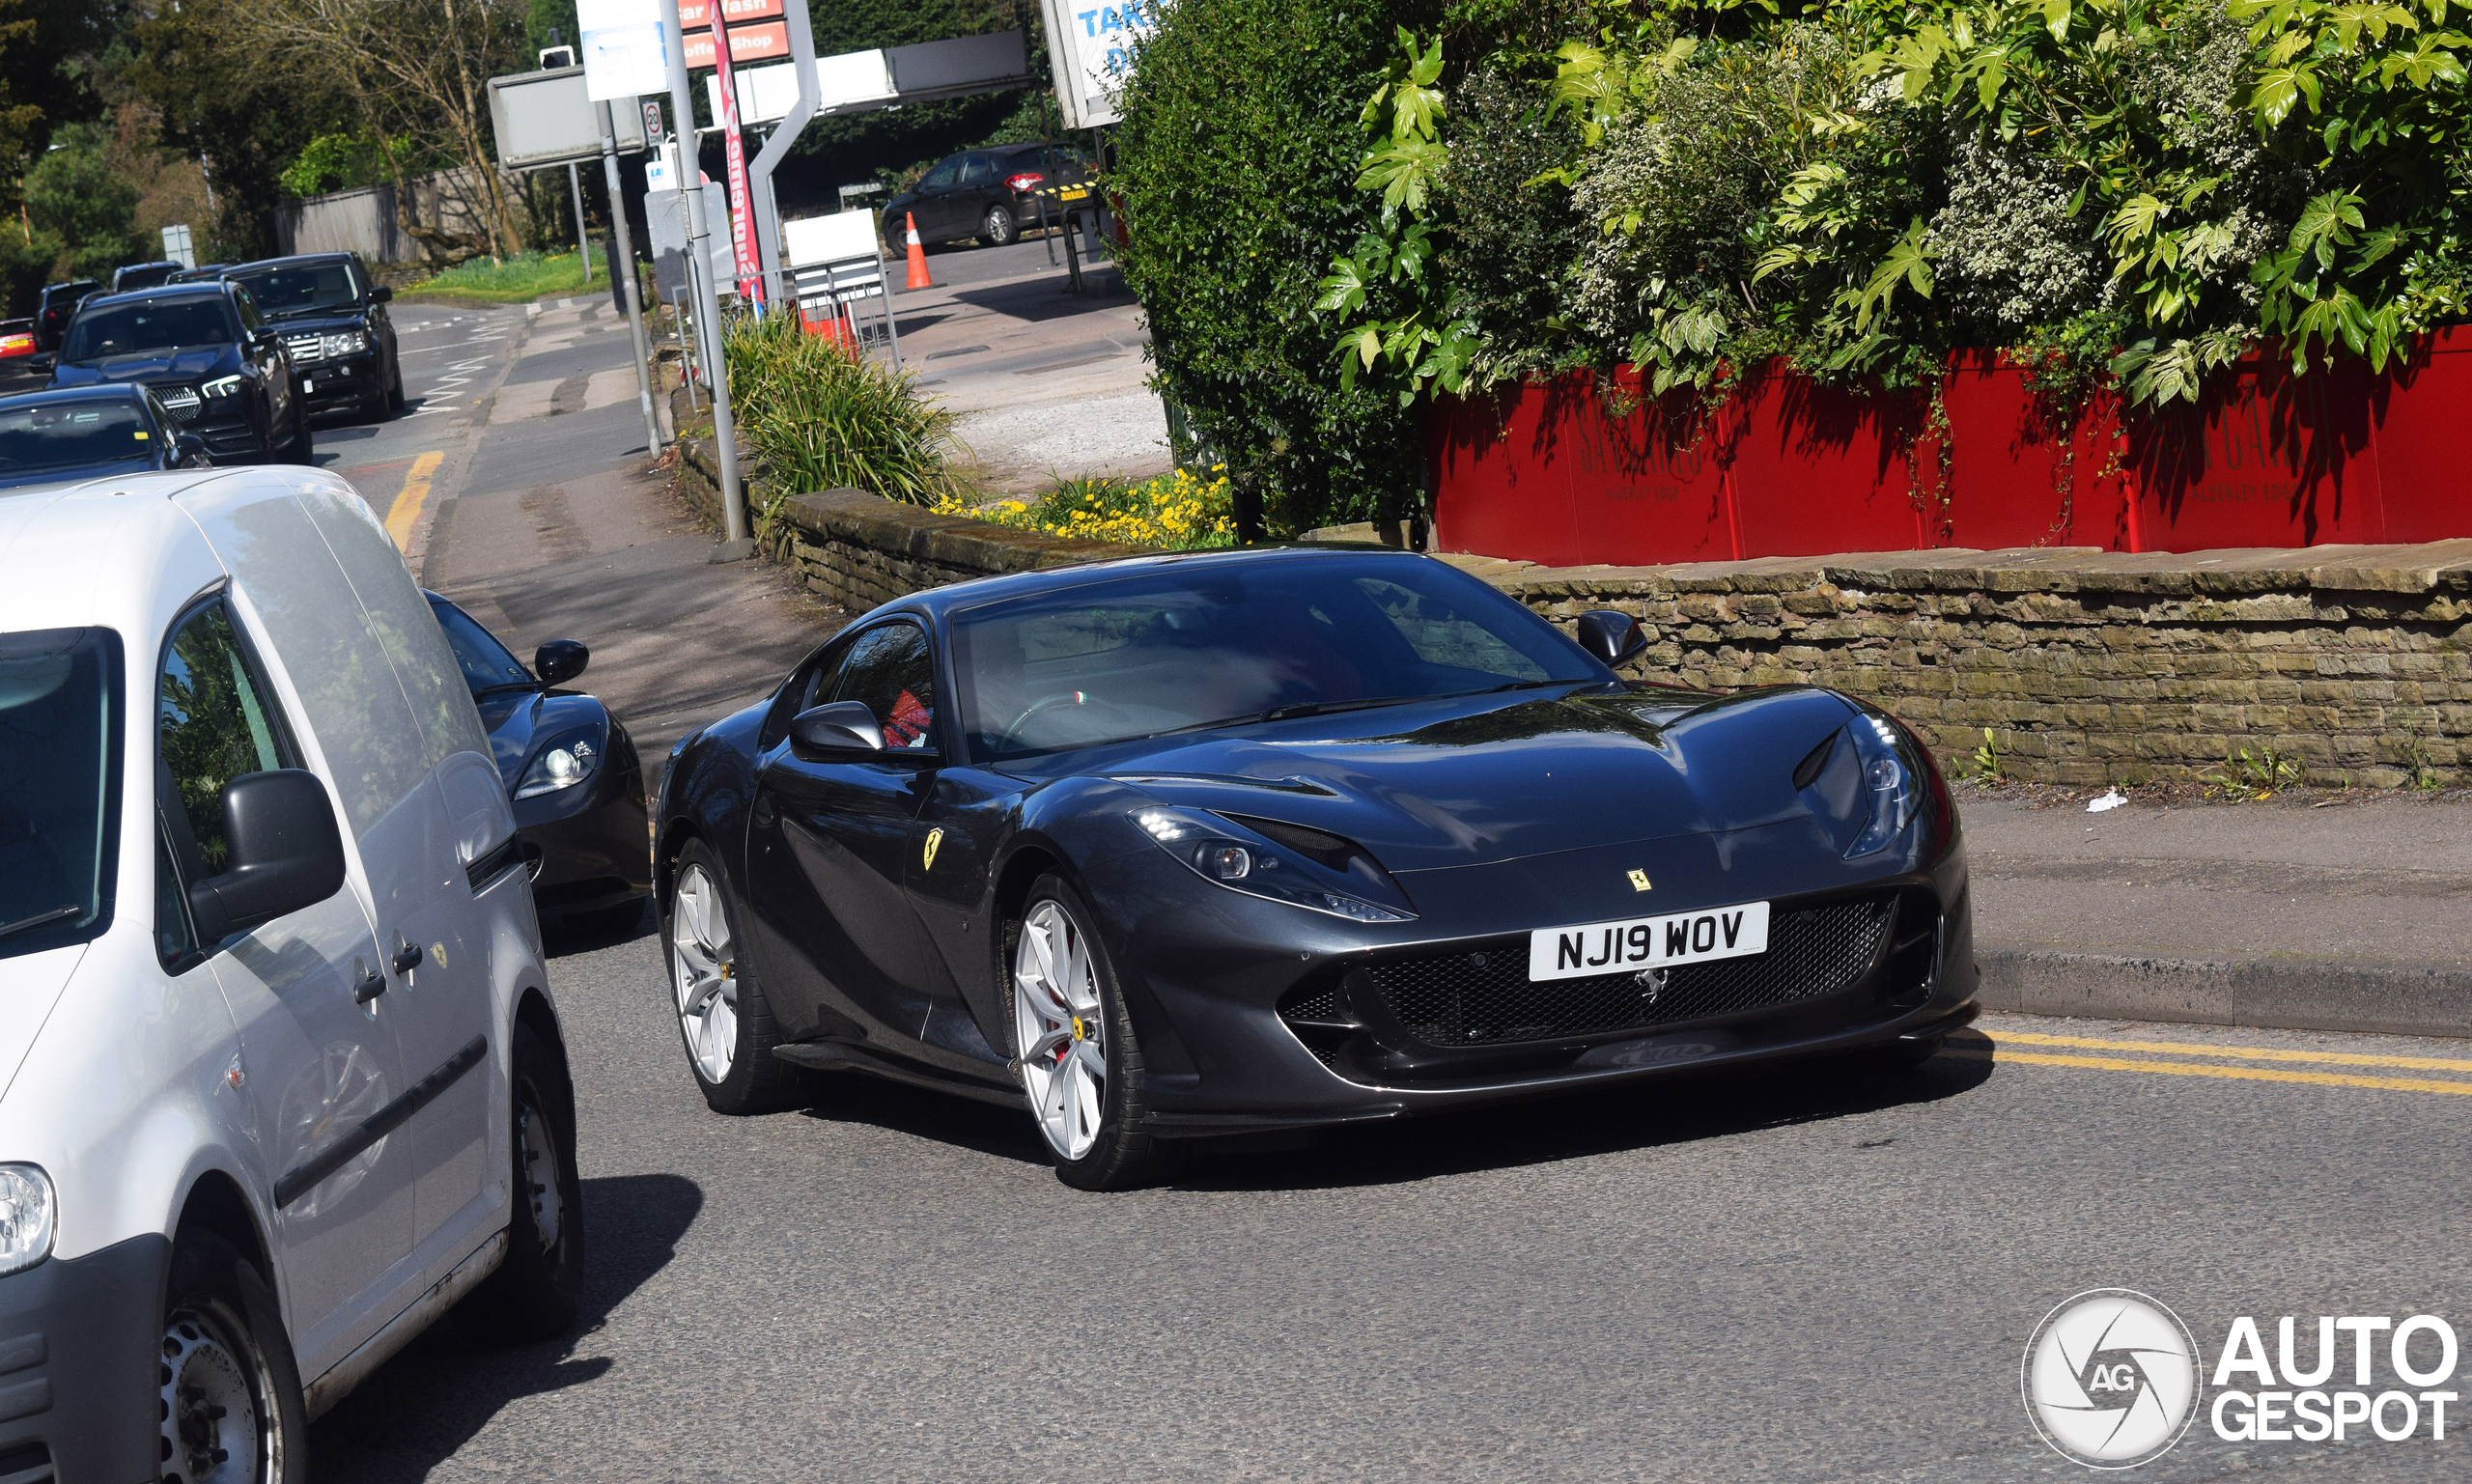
[653,547,1979,1188]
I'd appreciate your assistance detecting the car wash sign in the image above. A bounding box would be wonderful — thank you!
[1037,0,1163,129]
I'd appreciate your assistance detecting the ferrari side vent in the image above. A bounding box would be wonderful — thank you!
[1792,732,1838,791]
[1275,977,1364,1071]
[1363,895,1896,1049]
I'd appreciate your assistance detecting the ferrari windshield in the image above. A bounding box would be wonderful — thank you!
[950,554,1609,763]
[0,628,120,960]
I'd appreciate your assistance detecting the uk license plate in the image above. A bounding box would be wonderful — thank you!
[1059,186,1089,201]
[1528,902,1771,982]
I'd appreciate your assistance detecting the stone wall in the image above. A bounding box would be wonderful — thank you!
[677,433,2472,788]
[1478,544,2472,788]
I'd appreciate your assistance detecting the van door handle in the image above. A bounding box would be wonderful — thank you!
[352,960,386,1004]
[390,938,424,975]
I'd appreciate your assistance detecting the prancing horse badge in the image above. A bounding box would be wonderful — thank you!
[922,827,945,871]
[1627,869,1652,892]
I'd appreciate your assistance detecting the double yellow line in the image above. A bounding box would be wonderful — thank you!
[1946,1028,2472,1099]
[384,451,444,554]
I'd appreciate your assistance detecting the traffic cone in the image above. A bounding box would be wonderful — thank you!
[903,212,933,291]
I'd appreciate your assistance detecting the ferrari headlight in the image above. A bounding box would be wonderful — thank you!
[322,330,368,358]
[199,374,245,400]
[1131,806,1416,922]
[1846,712,1919,857]
[0,1166,55,1277]
[516,724,603,799]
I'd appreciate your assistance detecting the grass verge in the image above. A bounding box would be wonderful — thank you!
[399,245,632,305]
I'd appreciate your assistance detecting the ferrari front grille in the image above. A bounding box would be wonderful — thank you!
[1359,896,1896,1048]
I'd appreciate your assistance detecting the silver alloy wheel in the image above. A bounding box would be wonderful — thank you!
[672,864,739,1085]
[160,1299,269,1484]
[1012,898,1106,1161]
[517,1087,565,1255]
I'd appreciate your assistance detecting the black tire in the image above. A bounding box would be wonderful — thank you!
[455,1021,583,1342]
[666,838,818,1114]
[384,355,405,410]
[160,1230,310,1484]
[283,398,315,464]
[980,205,1017,246]
[1004,874,1180,1192]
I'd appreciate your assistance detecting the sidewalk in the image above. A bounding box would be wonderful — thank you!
[1963,789,2472,1037]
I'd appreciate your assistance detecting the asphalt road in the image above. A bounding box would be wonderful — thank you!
[289,284,2472,1483]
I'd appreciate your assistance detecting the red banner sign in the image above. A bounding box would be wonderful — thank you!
[677,0,783,28]
[682,20,790,69]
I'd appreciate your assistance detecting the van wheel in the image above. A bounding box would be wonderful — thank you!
[668,840,816,1114]
[160,1231,308,1484]
[455,1022,583,1342]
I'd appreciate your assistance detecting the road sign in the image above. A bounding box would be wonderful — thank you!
[488,65,651,169]
[576,0,669,99]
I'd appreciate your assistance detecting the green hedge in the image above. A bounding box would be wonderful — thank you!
[1110,0,1445,536]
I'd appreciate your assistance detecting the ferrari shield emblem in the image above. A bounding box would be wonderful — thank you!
[922,827,944,871]
[1627,869,1651,892]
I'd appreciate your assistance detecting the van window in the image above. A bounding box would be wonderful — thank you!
[158,602,297,878]
[296,485,489,774]
[0,628,121,962]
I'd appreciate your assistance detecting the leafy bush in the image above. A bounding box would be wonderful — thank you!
[1110,0,1440,536]
[941,467,1238,549]
[724,313,962,510]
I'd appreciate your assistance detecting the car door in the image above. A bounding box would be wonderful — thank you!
[911,156,963,241]
[951,153,997,238]
[155,594,413,1380]
[293,480,505,1266]
[744,619,942,1047]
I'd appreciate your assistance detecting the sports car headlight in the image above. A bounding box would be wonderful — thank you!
[199,374,246,400]
[516,724,603,799]
[322,330,368,358]
[0,1166,55,1277]
[1846,712,1919,857]
[1131,806,1417,922]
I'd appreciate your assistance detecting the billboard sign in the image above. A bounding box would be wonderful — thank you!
[576,0,669,100]
[488,66,651,169]
[1036,0,1163,129]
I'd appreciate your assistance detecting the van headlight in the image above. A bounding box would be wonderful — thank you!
[0,1166,56,1276]
[199,374,246,400]
[516,725,603,799]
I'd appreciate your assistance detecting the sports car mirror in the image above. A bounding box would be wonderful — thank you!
[789,701,892,760]
[1574,609,1648,666]
[535,639,590,686]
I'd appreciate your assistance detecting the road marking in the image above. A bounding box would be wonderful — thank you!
[384,451,444,553]
[1992,1027,2472,1074]
[1947,1038,2472,1098]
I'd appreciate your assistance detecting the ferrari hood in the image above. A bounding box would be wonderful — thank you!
[1102,686,1857,872]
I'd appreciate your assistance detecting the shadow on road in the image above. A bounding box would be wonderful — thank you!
[541,900,657,959]
[796,1075,1052,1168]
[1168,1048,1997,1193]
[307,1171,704,1479]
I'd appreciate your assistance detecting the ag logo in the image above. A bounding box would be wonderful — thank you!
[2024,1289,2202,1469]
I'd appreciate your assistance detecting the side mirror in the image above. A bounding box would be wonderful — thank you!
[1575,609,1649,668]
[534,639,589,686]
[370,285,393,302]
[789,701,890,760]
[174,432,211,467]
[26,353,51,377]
[186,770,347,943]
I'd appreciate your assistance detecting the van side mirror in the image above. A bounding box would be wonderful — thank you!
[1574,610,1649,667]
[535,640,589,686]
[187,770,347,943]
[789,701,888,760]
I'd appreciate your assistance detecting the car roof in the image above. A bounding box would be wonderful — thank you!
[888,545,1451,624]
[74,281,239,313]
[223,253,356,272]
[0,384,152,410]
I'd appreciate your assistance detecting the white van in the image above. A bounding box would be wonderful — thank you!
[0,464,580,1480]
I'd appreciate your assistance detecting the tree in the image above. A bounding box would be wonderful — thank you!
[24,123,145,278]
[233,0,529,262]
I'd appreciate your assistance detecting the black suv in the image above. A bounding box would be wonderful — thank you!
[46,280,310,463]
[35,280,99,352]
[217,254,403,421]
[883,141,1096,250]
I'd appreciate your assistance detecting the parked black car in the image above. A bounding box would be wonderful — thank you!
[427,591,653,930]
[0,384,211,490]
[34,280,99,352]
[222,253,404,421]
[110,261,185,294]
[883,141,1096,250]
[45,280,310,463]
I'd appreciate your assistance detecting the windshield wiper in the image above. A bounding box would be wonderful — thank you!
[0,905,79,940]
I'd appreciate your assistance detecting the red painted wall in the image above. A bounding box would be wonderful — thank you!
[1429,330,2472,562]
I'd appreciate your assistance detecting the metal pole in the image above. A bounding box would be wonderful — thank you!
[875,236,902,371]
[748,0,821,312]
[663,0,749,549]
[598,99,662,454]
[568,161,592,283]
